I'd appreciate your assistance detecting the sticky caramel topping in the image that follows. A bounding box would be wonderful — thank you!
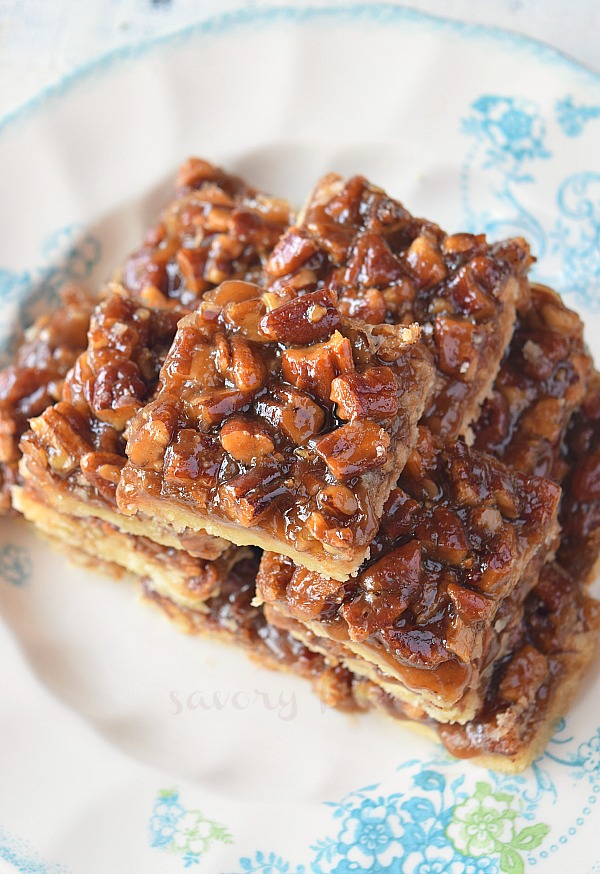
[0,286,94,513]
[474,283,592,479]
[438,561,600,759]
[265,174,531,438]
[258,426,561,677]
[22,290,182,506]
[118,280,434,569]
[120,157,292,309]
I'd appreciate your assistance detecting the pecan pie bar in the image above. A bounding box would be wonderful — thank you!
[262,559,599,771]
[117,281,435,580]
[119,157,292,309]
[255,427,561,722]
[266,174,531,439]
[0,286,94,513]
[136,536,598,772]
[473,283,592,480]
[19,289,228,559]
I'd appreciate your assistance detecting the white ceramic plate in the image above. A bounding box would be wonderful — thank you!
[1,6,599,873]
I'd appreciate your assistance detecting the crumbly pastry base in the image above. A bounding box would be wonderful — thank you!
[17,459,229,560]
[13,487,246,609]
[119,479,373,581]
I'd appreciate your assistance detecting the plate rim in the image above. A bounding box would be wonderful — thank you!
[0,2,599,139]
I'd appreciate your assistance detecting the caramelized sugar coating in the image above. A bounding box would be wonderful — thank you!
[120,157,293,309]
[22,290,179,500]
[257,427,561,707]
[266,174,531,439]
[558,373,600,581]
[0,286,94,513]
[473,283,592,479]
[437,561,600,762]
[19,290,229,560]
[118,280,435,580]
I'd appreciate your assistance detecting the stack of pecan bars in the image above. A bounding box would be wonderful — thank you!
[3,159,599,772]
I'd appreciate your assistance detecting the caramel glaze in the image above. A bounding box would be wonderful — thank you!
[257,427,560,703]
[266,173,532,440]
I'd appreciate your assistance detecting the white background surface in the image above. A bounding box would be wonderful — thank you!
[0,0,599,122]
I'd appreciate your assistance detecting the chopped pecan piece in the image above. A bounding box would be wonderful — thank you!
[219,463,290,526]
[259,289,342,345]
[330,367,398,421]
[498,645,549,705]
[219,416,275,463]
[164,430,221,493]
[282,331,354,404]
[80,451,127,503]
[190,388,253,429]
[255,385,325,445]
[342,542,422,641]
[314,420,390,480]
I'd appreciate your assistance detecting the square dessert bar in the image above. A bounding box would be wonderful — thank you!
[20,289,228,560]
[256,426,561,723]
[473,283,592,480]
[266,173,532,439]
[117,280,436,580]
[119,157,292,310]
[0,286,94,514]
[266,559,599,771]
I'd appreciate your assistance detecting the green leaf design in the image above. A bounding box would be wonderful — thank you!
[500,846,524,874]
[510,823,551,850]
[211,824,234,844]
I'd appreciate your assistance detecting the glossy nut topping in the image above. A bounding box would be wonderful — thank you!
[0,286,94,513]
[119,279,434,570]
[474,283,592,479]
[257,426,561,679]
[265,173,531,439]
[24,290,182,506]
[120,157,293,310]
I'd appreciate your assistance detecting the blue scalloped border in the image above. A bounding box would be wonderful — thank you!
[0,3,599,139]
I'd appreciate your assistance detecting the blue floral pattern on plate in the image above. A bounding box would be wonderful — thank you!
[461,92,600,311]
[227,721,600,874]
[0,6,598,868]
[0,544,32,586]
